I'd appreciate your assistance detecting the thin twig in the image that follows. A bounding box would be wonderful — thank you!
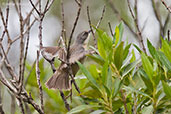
[0,8,11,43]
[29,0,40,15]
[127,0,146,53]
[168,30,170,41]
[67,0,82,59]
[17,98,25,114]
[87,6,96,49]
[36,51,44,113]
[95,5,106,30]
[107,0,138,41]
[18,0,25,93]
[22,17,31,87]
[161,0,171,13]
[108,22,114,37]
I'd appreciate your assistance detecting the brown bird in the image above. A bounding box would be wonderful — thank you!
[41,31,91,90]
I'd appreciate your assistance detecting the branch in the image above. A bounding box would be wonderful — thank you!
[107,0,138,41]
[108,22,114,37]
[161,0,171,13]
[67,0,82,59]
[36,51,44,113]
[87,6,96,48]
[127,0,146,53]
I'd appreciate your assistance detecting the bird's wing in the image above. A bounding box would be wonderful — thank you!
[41,46,66,61]
[69,46,88,64]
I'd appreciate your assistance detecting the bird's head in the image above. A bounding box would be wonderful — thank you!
[75,30,91,45]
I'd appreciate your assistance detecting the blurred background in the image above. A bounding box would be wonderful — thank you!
[0,0,170,114]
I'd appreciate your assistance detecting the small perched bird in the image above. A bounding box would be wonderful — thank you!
[40,31,91,90]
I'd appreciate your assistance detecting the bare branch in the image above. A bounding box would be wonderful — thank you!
[108,22,114,36]
[161,0,171,13]
[87,6,96,48]
[29,0,40,15]
[67,0,82,59]
[17,98,25,114]
[36,51,44,113]
[127,0,147,53]
[168,30,170,41]
[95,5,106,29]
[107,0,138,41]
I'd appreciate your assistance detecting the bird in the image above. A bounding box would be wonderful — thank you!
[40,30,91,90]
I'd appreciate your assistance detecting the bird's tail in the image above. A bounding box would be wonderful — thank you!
[46,70,71,90]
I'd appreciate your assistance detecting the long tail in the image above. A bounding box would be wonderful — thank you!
[45,70,71,90]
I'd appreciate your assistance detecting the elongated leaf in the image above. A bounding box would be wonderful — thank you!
[141,53,153,82]
[133,44,142,53]
[147,39,157,58]
[123,44,131,60]
[123,86,151,99]
[115,26,120,45]
[162,81,171,99]
[89,64,99,79]
[157,51,171,71]
[102,61,109,85]
[90,110,106,114]
[113,77,122,97]
[142,105,153,114]
[122,59,140,78]
[118,22,124,43]
[161,38,171,63]
[138,69,153,93]
[98,37,106,59]
[67,105,98,114]
[114,42,124,70]
[130,49,136,62]
[87,54,104,65]
[107,68,112,90]
[77,62,100,90]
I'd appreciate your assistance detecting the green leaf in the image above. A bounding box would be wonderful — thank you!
[138,69,153,93]
[102,61,109,85]
[122,59,140,78]
[114,26,120,45]
[141,53,153,82]
[162,81,171,99]
[161,38,171,63]
[82,89,101,98]
[123,86,151,99]
[118,22,124,43]
[156,51,171,71]
[123,44,131,60]
[98,37,106,59]
[114,42,124,70]
[90,110,106,114]
[130,49,136,63]
[106,68,112,90]
[147,39,157,58]
[89,64,99,79]
[87,54,105,65]
[113,78,122,97]
[133,44,142,53]
[77,62,100,91]
[67,105,98,114]
[141,105,153,114]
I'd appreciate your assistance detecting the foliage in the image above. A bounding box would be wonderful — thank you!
[24,23,171,114]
